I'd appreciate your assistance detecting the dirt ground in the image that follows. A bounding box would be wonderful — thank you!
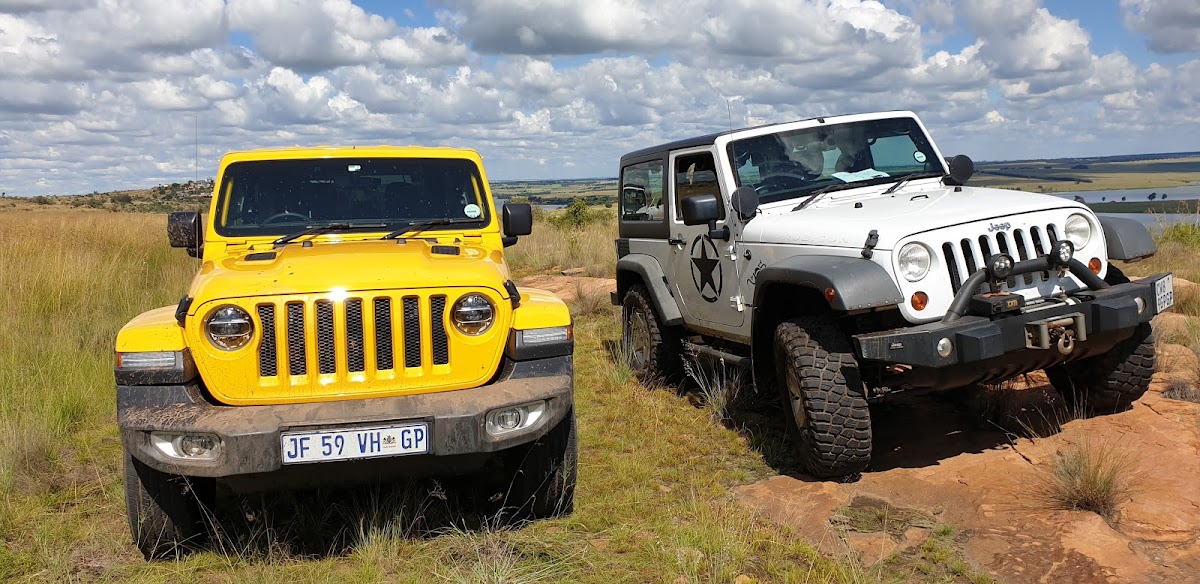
[735,364,1200,583]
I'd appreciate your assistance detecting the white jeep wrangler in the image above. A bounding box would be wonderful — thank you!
[613,111,1175,478]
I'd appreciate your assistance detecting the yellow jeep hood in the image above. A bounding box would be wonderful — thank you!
[187,239,512,308]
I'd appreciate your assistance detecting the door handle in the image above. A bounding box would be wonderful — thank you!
[668,238,685,246]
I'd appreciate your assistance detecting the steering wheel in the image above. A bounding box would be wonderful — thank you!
[262,212,309,224]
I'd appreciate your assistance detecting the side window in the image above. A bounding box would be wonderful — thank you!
[673,152,724,221]
[620,160,665,221]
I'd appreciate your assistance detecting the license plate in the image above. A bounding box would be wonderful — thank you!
[1155,274,1175,313]
[281,422,428,464]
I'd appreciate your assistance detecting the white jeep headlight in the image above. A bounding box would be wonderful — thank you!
[1064,213,1092,248]
[205,305,253,350]
[898,242,932,282]
[452,293,494,335]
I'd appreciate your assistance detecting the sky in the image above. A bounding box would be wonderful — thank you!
[0,0,1198,196]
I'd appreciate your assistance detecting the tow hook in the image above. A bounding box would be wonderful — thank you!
[1025,312,1086,351]
[1057,329,1076,355]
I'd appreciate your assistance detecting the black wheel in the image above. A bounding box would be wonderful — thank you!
[1104,263,1131,285]
[622,284,683,382]
[1045,322,1154,414]
[774,316,872,479]
[497,409,578,522]
[124,451,214,560]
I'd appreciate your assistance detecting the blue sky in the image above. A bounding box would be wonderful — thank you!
[0,0,1198,195]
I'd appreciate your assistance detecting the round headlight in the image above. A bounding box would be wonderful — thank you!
[452,293,494,335]
[898,242,932,282]
[1063,214,1092,248]
[205,305,253,350]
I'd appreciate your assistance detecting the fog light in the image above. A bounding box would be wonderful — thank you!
[936,337,953,358]
[1089,257,1102,275]
[495,409,522,430]
[1052,240,1074,269]
[911,291,928,311]
[485,401,546,436]
[151,432,220,460]
[179,434,215,457]
[988,253,1014,279]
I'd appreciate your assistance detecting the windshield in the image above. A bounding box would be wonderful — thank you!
[214,157,490,237]
[726,117,942,205]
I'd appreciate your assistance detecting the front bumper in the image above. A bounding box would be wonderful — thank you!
[118,355,572,478]
[855,274,1171,368]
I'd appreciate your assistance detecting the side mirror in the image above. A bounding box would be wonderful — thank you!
[167,211,201,258]
[946,155,974,186]
[681,193,730,241]
[681,193,721,226]
[730,186,759,221]
[502,202,533,247]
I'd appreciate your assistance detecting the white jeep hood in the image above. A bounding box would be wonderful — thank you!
[742,184,1091,251]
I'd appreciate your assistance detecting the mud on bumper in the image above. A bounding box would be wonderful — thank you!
[854,274,1172,369]
[118,356,573,478]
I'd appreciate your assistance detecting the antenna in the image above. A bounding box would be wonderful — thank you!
[194,114,199,182]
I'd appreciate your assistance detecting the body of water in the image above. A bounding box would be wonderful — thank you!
[1052,185,1200,205]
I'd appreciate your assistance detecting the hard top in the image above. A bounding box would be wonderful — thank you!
[618,110,917,164]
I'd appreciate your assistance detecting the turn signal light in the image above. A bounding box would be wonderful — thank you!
[824,287,837,301]
[911,291,929,311]
[1088,258,1102,275]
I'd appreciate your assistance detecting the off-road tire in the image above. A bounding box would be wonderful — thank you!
[774,317,872,479]
[1045,322,1154,414]
[622,284,683,382]
[123,451,214,560]
[498,409,578,522]
[1104,264,1131,286]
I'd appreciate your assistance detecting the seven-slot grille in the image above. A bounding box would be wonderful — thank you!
[257,295,450,378]
[940,223,1060,293]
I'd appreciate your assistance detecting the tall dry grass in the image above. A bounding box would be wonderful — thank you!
[504,208,617,278]
[0,211,197,493]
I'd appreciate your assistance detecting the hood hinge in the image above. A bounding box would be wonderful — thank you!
[175,295,193,327]
[861,230,879,259]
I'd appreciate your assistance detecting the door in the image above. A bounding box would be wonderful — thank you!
[668,149,745,328]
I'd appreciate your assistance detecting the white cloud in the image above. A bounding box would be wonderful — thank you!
[0,0,1197,195]
[1122,0,1200,53]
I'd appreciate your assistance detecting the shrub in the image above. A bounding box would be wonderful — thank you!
[31,196,51,205]
[1034,439,1137,520]
[1156,221,1200,249]
[548,200,602,229]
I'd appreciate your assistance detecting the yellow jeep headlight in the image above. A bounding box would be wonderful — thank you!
[205,305,254,350]
[452,293,494,335]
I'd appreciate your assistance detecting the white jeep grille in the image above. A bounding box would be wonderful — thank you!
[940,223,1061,293]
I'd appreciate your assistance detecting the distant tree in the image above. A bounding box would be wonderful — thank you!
[1101,197,1106,201]
[1121,196,1127,201]
[1073,195,1085,203]
[32,196,51,205]
[1149,193,1158,200]
[1162,194,1168,200]
[112,193,132,204]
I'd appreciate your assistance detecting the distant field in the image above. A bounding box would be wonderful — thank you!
[974,154,1200,193]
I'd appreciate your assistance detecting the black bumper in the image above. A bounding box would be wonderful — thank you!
[118,356,572,478]
[854,274,1171,368]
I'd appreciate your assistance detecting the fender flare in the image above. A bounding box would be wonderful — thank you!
[616,255,684,326]
[1098,215,1156,261]
[753,255,903,312]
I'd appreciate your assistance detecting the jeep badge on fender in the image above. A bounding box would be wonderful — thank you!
[612,111,1173,479]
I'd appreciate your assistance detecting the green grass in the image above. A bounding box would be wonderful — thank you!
[0,208,873,582]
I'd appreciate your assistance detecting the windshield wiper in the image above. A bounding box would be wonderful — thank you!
[795,180,880,210]
[381,217,480,240]
[881,171,945,195]
[273,223,387,246]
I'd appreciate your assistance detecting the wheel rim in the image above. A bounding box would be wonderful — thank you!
[625,307,652,372]
[783,365,809,429]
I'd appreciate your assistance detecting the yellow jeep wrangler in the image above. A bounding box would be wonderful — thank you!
[115,146,575,559]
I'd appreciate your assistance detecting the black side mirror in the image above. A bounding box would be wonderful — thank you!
[681,193,730,241]
[167,211,201,258]
[946,155,974,186]
[730,186,759,221]
[502,202,533,247]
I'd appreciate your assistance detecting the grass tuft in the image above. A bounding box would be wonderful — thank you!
[1033,439,1138,520]
[681,351,746,423]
